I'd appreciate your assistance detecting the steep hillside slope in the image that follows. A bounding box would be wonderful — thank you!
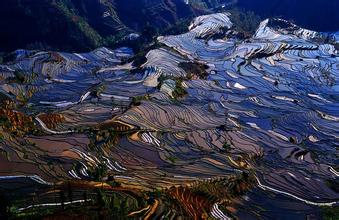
[0,0,126,52]
[0,0,219,52]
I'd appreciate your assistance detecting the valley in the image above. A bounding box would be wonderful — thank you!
[0,11,338,219]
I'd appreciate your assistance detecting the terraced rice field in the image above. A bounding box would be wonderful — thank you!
[0,13,338,219]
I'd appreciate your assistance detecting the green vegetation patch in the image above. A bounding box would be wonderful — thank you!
[53,0,102,50]
[227,8,261,39]
[322,206,339,220]
[191,172,255,200]
[172,79,188,99]
[178,62,209,79]
[156,75,188,100]
[131,95,149,106]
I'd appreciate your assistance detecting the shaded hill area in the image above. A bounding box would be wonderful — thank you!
[0,0,212,52]
[0,0,113,52]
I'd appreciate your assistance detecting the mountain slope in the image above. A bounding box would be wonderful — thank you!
[0,0,127,52]
[0,0,218,52]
